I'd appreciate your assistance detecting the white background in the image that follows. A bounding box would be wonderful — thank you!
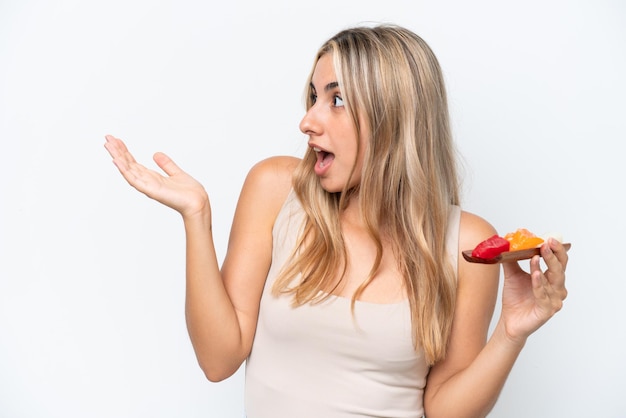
[1,0,624,417]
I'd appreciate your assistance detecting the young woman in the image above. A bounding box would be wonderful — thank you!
[104,24,568,418]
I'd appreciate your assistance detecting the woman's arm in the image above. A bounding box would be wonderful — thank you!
[185,155,299,381]
[423,211,568,418]
[104,135,298,381]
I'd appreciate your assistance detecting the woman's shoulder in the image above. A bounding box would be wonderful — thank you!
[249,155,301,177]
[245,156,300,191]
[458,209,499,253]
[238,156,301,215]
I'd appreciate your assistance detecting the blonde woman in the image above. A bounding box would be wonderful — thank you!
[104,24,568,418]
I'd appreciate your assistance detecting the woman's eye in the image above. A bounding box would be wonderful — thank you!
[309,93,317,104]
[333,95,344,107]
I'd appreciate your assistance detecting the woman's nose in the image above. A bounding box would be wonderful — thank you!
[299,106,320,136]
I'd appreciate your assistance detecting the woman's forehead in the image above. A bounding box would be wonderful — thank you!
[310,54,338,90]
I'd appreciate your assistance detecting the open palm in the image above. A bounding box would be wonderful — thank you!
[104,135,209,219]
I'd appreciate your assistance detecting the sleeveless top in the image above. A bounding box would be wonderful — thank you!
[245,190,461,418]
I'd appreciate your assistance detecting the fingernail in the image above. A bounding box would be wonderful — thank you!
[543,241,554,255]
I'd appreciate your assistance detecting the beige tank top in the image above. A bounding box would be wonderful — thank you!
[245,190,461,418]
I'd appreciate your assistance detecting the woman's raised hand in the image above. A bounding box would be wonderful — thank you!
[500,239,569,344]
[104,135,210,219]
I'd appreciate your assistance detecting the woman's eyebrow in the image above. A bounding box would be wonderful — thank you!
[309,81,339,93]
[324,81,339,92]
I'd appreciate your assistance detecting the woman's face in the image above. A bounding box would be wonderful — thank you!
[299,53,369,193]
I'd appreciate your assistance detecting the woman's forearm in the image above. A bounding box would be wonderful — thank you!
[425,319,526,418]
[182,210,247,381]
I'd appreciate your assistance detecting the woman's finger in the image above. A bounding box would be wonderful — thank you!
[153,152,183,177]
[543,238,569,274]
[104,135,136,171]
[530,253,566,315]
[541,240,568,297]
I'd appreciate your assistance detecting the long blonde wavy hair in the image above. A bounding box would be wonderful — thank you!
[272,24,460,365]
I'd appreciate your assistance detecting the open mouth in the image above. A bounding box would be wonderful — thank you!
[313,147,335,168]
